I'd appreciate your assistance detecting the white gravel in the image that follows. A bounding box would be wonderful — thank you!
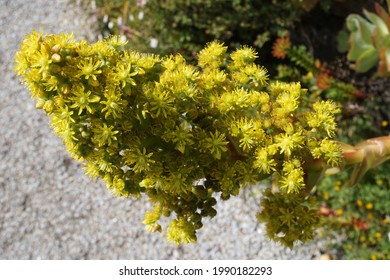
[0,0,326,259]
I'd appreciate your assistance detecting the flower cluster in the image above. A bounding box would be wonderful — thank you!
[15,32,342,245]
[257,188,320,248]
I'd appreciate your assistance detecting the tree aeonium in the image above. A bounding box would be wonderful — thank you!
[15,31,342,246]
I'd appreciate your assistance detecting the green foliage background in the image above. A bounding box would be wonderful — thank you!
[92,0,313,59]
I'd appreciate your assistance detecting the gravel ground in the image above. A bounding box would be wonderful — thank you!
[0,0,327,259]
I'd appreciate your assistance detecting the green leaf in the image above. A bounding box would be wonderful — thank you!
[355,48,379,73]
[375,2,390,30]
[346,14,375,45]
[378,48,390,76]
[363,10,389,47]
[336,30,350,53]
[382,33,390,48]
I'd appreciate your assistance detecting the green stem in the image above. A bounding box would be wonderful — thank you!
[339,136,390,186]
[341,136,390,167]
[305,136,390,187]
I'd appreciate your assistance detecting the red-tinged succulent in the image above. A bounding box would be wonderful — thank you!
[316,72,334,90]
[346,2,390,77]
[272,36,291,59]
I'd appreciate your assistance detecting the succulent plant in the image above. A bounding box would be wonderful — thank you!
[345,1,390,76]
[14,31,390,248]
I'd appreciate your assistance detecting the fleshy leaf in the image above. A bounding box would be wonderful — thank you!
[355,47,379,73]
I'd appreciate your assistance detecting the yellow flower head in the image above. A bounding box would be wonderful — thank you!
[366,203,374,210]
[76,57,102,80]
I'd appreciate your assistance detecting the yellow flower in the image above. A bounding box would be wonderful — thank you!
[366,203,374,210]
[279,167,305,193]
[371,255,378,260]
[230,46,258,67]
[253,148,276,174]
[198,41,227,68]
[92,122,119,147]
[360,236,366,242]
[306,72,313,78]
[101,90,128,119]
[31,48,52,73]
[376,179,383,185]
[275,132,304,157]
[382,120,388,127]
[314,59,321,69]
[323,192,330,201]
[112,62,137,88]
[335,208,343,216]
[356,199,363,208]
[375,232,382,239]
[123,148,155,173]
[69,85,100,115]
[76,58,102,80]
[201,131,228,160]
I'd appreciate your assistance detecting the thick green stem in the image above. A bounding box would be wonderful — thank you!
[339,136,390,186]
[304,136,390,188]
[341,136,390,166]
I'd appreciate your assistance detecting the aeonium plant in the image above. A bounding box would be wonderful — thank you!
[344,1,390,77]
[14,32,390,248]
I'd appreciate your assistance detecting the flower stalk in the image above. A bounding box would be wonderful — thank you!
[338,136,390,186]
